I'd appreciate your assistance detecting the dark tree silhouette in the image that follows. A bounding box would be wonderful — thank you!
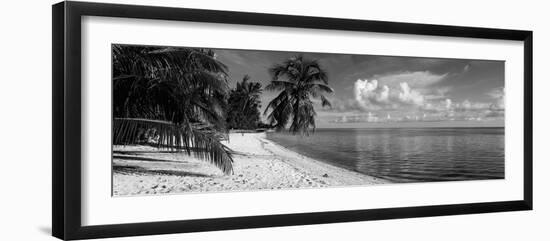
[264,55,333,135]
[112,45,234,174]
[226,75,263,130]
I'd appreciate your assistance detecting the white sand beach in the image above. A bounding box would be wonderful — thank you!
[113,132,388,196]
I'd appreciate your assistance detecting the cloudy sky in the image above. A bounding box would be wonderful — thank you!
[215,48,505,128]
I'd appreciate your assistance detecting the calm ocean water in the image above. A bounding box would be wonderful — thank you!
[266,128,504,182]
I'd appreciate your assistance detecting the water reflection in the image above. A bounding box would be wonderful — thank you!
[268,128,504,183]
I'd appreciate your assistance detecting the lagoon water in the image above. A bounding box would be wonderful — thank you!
[267,128,504,182]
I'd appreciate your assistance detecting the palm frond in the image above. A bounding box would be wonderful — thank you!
[264,55,332,135]
[320,95,332,108]
[304,61,329,84]
[113,45,233,174]
[226,75,264,130]
[307,83,334,93]
[180,70,229,94]
[269,62,300,82]
[113,118,233,174]
[265,80,295,92]
[264,91,293,130]
[289,100,316,135]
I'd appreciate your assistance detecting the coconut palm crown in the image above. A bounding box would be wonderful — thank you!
[112,45,234,174]
[264,55,333,135]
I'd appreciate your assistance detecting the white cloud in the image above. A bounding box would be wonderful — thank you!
[352,71,448,111]
[456,99,491,111]
[330,73,504,124]
[354,79,390,110]
[397,82,425,106]
[354,79,428,110]
[487,87,505,110]
[445,99,452,110]
[350,81,504,123]
[487,87,504,99]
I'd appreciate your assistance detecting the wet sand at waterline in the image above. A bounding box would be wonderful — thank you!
[112,133,387,196]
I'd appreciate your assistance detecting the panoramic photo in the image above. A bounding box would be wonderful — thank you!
[111,44,505,196]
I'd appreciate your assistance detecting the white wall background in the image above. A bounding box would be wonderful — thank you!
[0,0,547,240]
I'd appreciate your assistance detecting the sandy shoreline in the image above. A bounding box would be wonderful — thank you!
[113,132,388,196]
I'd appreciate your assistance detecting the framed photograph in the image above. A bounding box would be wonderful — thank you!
[52,1,533,240]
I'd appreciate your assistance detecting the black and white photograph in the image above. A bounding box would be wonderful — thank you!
[112,44,505,196]
[0,0,544,240]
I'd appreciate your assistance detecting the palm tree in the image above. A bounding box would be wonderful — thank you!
[264,55,333,135]
[112,45,234,174]
[227,75,263,129]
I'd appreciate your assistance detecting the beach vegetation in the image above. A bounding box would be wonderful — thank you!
[226,75,263,130]
[112,45,234,174]
[264,55,333,135]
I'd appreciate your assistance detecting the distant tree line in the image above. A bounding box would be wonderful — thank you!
[226,75,263,130]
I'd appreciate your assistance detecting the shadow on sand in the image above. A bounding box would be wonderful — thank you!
[112,154,189,164]
[113,150,188,155]
[113,165,212,178]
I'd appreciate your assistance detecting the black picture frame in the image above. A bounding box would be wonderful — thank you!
[52,1,533,240]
